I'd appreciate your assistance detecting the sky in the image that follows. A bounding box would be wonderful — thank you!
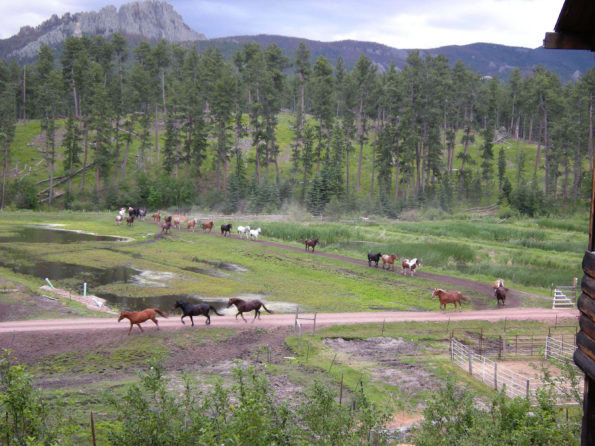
[0,0,565,49]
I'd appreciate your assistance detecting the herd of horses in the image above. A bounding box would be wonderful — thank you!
[113,208,510,334]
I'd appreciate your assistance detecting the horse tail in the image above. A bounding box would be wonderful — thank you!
[210,306,223,316]
[154,309,168,318]
[261,304,274,314]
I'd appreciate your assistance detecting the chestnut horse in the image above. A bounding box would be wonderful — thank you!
[153,212,161,223]
[126,216,135,226]
[402,258,421,276]
[367,252,382,267]
[432,288,467,312]
[221,223,233,236]
[226,297,273,322]
[381,254,398,271]
[495,286,508,306]
[305,238,320,251]
[173,300,222,326]
[187,218,197,232]
[118,308,167,335]
[161,221,172,234]
[202,221,214,232]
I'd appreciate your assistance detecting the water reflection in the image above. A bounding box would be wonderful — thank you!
[0,226,126,243]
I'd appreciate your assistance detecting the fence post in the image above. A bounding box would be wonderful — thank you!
[494,363,498,390]
[502,334,506,359]
[468,350,473,376]
[545,336,549,359]
[526,379,530,400]
[498,335,502,359]
[90,411,96,446]
[312,313,317,334]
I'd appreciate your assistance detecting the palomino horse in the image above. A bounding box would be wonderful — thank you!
[221,223,233,236]
[381,254,398,271]
[118,308,167,335]
[495,286,508,306]
[368,252,382,267]
[402,258,421,276]
[153,212,161,222]
[187,218,197,232]
[237,225,250,238]
[173,300,222,326]
[202,221,214,232]
[226,297,273,323]
[305,238,320,251]
[432,288,467,311]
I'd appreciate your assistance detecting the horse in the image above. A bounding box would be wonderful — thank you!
[164,216,172,224]
[173,217,181,230]
[115,215,123,225]
[138,209,147,221]
[153,212,161,223]
[495,286,508,306]
[226,297,273,323]
[237,226,250,238]
[187,218,197,232]
[367,252,382,267]
[202,221,214,232]
[249,228,262,240]
[432,288,467,312]
[492,278,504,297]
[305,238,320,252]
[161,222,172,234]
[221,223,233,236]
[126,216,135,226]
[381,254,398,271]
[402,258,421,276]
[173,300,223,326]
[118,207,127,217]
[118,308,167,335]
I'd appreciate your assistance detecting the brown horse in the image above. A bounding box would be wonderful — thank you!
[153,212,161,223]
[164,216,172,224]
[187,219,196,232]
[495,286,508,306]
[173,217,181,230]
[202,221,214,232]
[226,297,273,323]
[126,216,135,226]
[432,288,467,311]
[161,221,172,234]
[381,254,398,271]
[118,308,167,335]
[305,238,320,251]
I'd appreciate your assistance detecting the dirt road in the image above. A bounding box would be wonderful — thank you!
[0,307,578,334]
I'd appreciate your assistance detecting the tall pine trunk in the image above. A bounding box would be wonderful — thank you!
[534,116,543,179]
[369,113,380,198]
[80,123,89,191]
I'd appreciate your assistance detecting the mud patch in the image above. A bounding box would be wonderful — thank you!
[323,336,419,360]
[191,257,248,273]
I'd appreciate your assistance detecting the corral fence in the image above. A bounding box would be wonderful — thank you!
[450,338,582,403]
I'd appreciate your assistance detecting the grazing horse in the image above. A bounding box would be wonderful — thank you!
[187,218,197,232]
[237,225,250,238]
[305,238,320,252]
[115,215,123,225]
[402,258,421,276]
[249,228,262,240]
[367,252,382,267]
[126,216,135,226]
[226,297,273,323]
[161,222,172,234]
[118,308,167,335]
[432,288,467,312]
[202,221,214,232]
[381,254,398,271]
[221,223,233,236]
[495,286,508,306]
[173,300,222,326]
[153,212,161,223]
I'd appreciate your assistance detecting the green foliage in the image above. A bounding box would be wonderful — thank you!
[5,177,37,209]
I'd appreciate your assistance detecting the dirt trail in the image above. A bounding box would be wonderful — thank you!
[0,307,578,334]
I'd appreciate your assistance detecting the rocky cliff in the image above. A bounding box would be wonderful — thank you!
[2,0,205,60]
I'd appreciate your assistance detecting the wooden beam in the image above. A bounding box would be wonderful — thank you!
[544,31,595,50]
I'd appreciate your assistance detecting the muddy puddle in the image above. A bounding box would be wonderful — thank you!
[0,226,126,243]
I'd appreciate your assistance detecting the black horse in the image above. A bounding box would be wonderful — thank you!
[221,223,233,236]
[367,252,382,267]
[173,300,223,326]
[495,286,508,306]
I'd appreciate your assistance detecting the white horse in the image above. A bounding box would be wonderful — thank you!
[237,225,250,238]
[249,228,262,240]
[118,207,126,217]
[402,258,421,276]
[115,214,123,225]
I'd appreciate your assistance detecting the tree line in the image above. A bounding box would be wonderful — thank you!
[0,34,594,216]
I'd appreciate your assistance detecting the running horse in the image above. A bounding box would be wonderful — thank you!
[401,258,421,276]
[305,238,320,251]
[221,223,233,236]
[226,297,273,323]
[202,221,214,232]
[367,252,382,267]
[381,254,398,271]
[432,288,467,312]
[173,300,223,326]
[118,308,167,335]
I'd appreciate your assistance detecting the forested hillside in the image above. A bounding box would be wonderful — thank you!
[0,34,593,217]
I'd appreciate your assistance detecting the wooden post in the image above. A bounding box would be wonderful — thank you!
[312,313,317,334]
[90,411,96,446]
[494,363,498,390]
[526,379,530,400]
[339,373,344,405]
[381,319,385,335]
[468,350,472,376]
[498,335,502,359]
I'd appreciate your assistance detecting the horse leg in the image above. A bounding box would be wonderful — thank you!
[240,312,247,323]
[152,317,159,330]
[128,322,133,335]
[137,324,144,333]
[190,315,194,327]
[181,315,186,325]
[205,313,210,325]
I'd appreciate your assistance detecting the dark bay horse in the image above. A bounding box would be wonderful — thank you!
[118,308,167,335]
[432,288,467,312]
[173,300,223,326]
[221,223,233,236]
[367,252,382,267]
[202,221,214,232]
[305,238,320,251]
[226,297,273,322]
[126,216,135,226]
[495,286,508,306]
